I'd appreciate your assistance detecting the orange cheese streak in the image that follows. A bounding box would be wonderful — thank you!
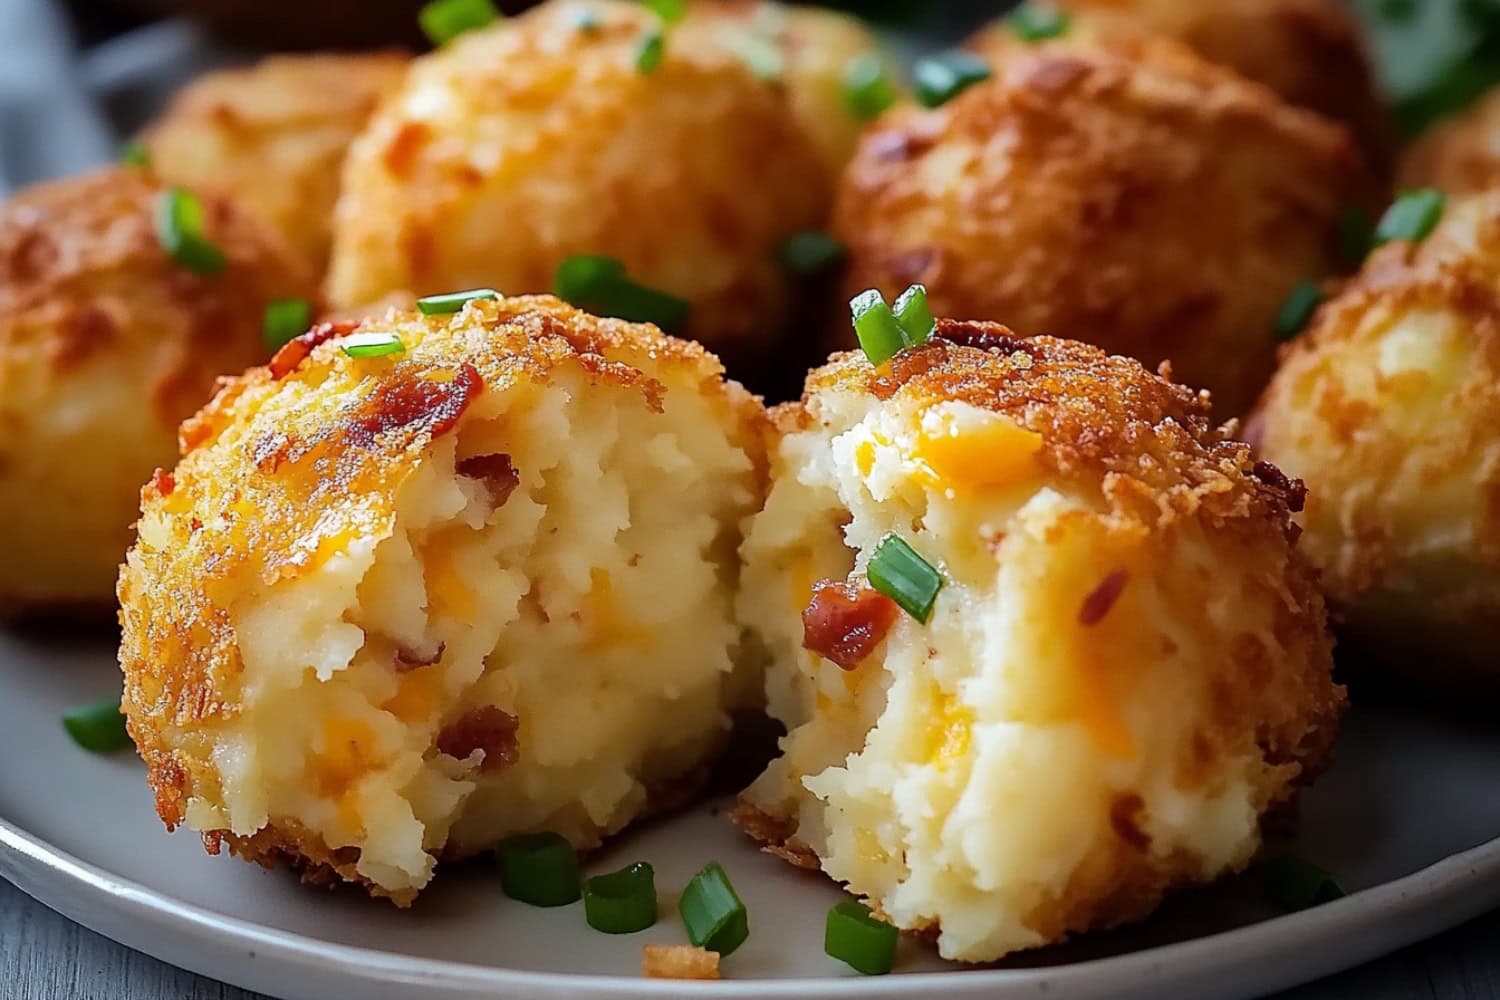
[912,415,1043,493]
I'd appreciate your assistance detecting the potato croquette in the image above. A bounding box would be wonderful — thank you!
[1400,85,1500,196]
[0,168,314,613]
[736,322,1342,961]
[326,0,830,371]
[970,0,1389,169]
[119,295,765,903]
[835,37,1372,416]
[144,52,409,274]
[1254,191,1500,697]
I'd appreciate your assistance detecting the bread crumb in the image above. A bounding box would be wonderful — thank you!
[642,945,720,980]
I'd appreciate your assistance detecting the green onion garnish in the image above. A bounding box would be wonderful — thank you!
[779,231,845,274]
[62,698,131,754]
[851,290,906,365]
[554,255,690,331]
[844,52,898,121]
[641,0,686,23]
[417,288,499,315]
[340,331,407,358]
[583,861,658,934]
[679,862,749,957]
[868,534,943,623]
[1264,854,1345,911]
[263,298,312,351]
[1274,282,1322,342]
[1374,188,1446,247]
[1008,1,1072,42]
[893,283,936,346]
[725,31,785,82]
[419,0,499,46]
[1337,207,1374,267]
[120,139,151,168]
[824,900,898,975]
[154,188,226,276]
[636,26,666,74]
[913,51,992,109]
[497,832,582,907]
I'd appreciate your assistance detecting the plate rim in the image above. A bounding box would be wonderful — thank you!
[4,812,1500,1000]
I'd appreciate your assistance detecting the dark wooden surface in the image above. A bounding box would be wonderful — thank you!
[3,876,1497,1000]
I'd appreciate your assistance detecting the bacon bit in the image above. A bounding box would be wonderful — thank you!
[1078,569,1129,627]
[202,830,225,856]
[151,468,176,497]
[436,706,519,773]
[395,642,445,673]
[52,304,117,370]
[1252,460,1307,514]
[887,247,937,285]
[345,363,484,447]
[935,318,1034,355]
[382,121,430,179]
[456,453,520,507]
[1110,794,1151,851]
[642,945,720,981]
[269,320,360,381]
[802,579,899,671]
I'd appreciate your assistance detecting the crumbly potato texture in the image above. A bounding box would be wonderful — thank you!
[737,323,1342,961]
[119,296,765,902]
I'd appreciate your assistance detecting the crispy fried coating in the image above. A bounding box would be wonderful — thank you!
[834,37,1372,418]
[0,168,314,613]
[1401,84,1500,197]
[144,52,409,274]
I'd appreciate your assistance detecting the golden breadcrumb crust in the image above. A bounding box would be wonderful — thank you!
[835,37,1373,417]
[1400,85,1500,197]
[0,167,314,612]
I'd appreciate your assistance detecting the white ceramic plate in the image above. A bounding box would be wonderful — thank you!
[3,627,1500,1000]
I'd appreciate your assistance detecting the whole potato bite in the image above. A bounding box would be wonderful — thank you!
[326,0,830,370]
[969,0,1389,169]
[736,322,1341,962]
[835,37,1372,417]
[1400,85,1500,196]
[1254,192,1500,696]
[119,295,765,903]
[0,168,314,613]
[144,52,410,274]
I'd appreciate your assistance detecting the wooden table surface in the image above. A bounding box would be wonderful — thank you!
[4,876,1498,1000]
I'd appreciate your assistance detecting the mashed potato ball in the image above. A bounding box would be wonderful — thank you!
[144,53,409,274]
[119,295,765,903]
[1254,192,1500,696]
[1400,85,1500,196]
[969,0,1389,168]
[326,0,829,371]
[0,168,314,613]
[735,321,1342,961]
[835,37,1371,417]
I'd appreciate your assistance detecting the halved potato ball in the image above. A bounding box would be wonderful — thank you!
[1400,85,1500,196]
[835,37,1372,416]
[1254,195,1500,696]
[119,295,765,903]
[736,322,1341,962]
[144,52,410,274]
[969,0,1389,168]
[0,168,314,613]
[326,0,830,370]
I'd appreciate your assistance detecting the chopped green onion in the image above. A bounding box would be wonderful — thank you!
[263,298,312,351]
[1264,854,1344,911]
[62,698,131,754]
[1337,207,1374,268]
[636,26,666,74]
[679,862,749,957]
[843,52,898,122]
[340,331,407,358]
[850,289,906,365]
[725,30,785,82]
[868,534,943,623]
[779,231,845,274]
[912,51,992,109]
[419,0,499,46]
[1374,188,1446,247]
[641,0,686,23]
[1274,282,1323,342]
[583,862,658,934]
[1008,1,1072,42]
[893,283,936,346]
[120,139,151,168]
[824,900,898,976]
[417,288,499,315]
[497,832,582,907]
[554,255,690,331]
[154,188,226,276]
